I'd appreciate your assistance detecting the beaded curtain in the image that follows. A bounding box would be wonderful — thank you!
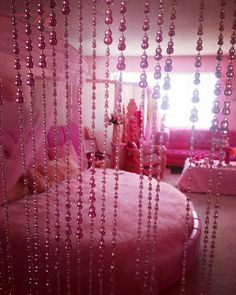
[0,0,235,295]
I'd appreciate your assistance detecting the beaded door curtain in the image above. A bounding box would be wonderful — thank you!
[0,0,235,295]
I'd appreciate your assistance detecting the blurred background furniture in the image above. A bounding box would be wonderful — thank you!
[178,158,236,195]
[83,127,111,168]
[165,128,236,168]
[122,99,167,178]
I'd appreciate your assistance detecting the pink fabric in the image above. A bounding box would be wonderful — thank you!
[47,126,66,147]
[0,92,56,204]
[0,170,197,294]
[0,14,88,204]
[166,128,236,166]
[47,123,88,170]
[178,159,236,195]
[166,148,222,166]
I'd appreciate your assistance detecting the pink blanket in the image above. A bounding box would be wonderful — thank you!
[0,169,194,294]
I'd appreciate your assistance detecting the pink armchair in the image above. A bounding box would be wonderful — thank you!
[123,141,167,178]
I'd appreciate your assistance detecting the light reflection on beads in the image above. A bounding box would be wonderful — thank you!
[181,1,205,295]
[205,3,236,294]
[11,1,34,291]
[0,82,16,293]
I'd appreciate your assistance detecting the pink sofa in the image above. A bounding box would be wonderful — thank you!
[165,128,236,167]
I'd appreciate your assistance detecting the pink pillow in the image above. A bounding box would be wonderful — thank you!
[26,168,46,193]
[57,155,79,176]
[37,160,66,185]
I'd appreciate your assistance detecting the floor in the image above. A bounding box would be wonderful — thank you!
[161,168,236,295]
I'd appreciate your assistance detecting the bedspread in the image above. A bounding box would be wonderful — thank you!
[0,169,194,294]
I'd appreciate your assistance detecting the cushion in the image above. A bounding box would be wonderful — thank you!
[36,160,66,185]
[25,167,46,193]
[57,156,79,176]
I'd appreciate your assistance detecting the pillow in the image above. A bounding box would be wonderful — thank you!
[37,155,79,186]
[37,160,66,185]
[25,167,46,193]
[57,155,79,176]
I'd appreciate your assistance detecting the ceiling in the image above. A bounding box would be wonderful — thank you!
[0,0,235,56]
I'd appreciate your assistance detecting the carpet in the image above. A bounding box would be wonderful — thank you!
[161,170,236,295]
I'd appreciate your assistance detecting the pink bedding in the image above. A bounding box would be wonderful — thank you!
[0,169,194,294]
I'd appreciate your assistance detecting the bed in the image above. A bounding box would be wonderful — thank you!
[0,168,201,295]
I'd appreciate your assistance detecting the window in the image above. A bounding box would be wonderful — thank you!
[111,72,216,129]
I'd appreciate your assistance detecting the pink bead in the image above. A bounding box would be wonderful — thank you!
[16,89,24,104]
[155,48,162,61]
[24,8,30,20]
[139,79,148,89]
[14,58,21,70]
[197,24,203,35]
[25,23,31,35]
[88,206,96,218]
[156,34,163,43]
[15,73,22,86]
[27,72,35,86]
[212,101,220,114]
[26,55,33,68]
[219,21,224,31]
[50,31,58,45]
[12,29,18,40]
[49,12,57,27]
[25,39,33,51]
[105,15,113,25]
[76,229,83,239]
[104,36,113,45]
[161,95,170,110]
[39,53,47,68]
[37,3,44,16]
[119,23,126,32]
[117,62,126,71]
[118,41,126,51]
[166,46,174,55]
[120,2,127,14]
[157,13,163,25]
[230,32,236,45]
[143,19,150,31]
[62,2,70,15]
[144,2,150,14]
[220,119,229,134]
[190,108,198,123]
[13,43,19,54]
[163,77,170,90]
[38,35,46,50]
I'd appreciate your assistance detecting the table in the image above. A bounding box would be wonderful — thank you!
[178,158,236,196]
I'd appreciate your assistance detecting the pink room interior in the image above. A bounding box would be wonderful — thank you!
[0,1,236,295]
